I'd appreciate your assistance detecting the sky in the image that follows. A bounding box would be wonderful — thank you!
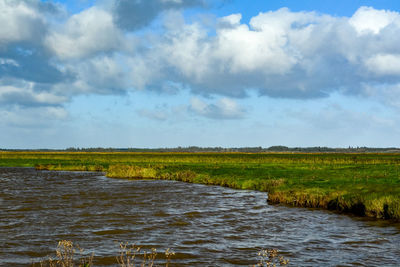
[1,0,400,149]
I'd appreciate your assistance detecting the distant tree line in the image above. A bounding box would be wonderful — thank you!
[3,146,399,153]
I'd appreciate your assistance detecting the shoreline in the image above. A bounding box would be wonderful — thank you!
[33,164,400,221]
[1,151,399,221]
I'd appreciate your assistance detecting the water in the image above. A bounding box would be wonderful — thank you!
[0,168,399,266]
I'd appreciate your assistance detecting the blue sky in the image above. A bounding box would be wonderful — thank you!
[1,0,400,149]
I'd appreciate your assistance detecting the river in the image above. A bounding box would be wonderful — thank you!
[0,168,399,266]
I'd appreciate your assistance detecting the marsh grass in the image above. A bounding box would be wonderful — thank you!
[36,164,104,172]
[104,164,400,220]
[107,165,157,179]
[2,151,399,220]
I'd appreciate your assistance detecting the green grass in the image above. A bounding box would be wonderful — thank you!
[1,151,399,220]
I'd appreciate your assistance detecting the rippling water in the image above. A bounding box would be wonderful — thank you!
[0,168,399,266]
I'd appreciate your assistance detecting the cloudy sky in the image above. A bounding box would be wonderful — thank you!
[1,0,400,149]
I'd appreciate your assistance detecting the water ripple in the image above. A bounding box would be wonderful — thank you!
[0,168,399,266]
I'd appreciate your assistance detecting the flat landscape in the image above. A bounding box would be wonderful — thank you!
[2,151,399,220]
[3,0,400,265]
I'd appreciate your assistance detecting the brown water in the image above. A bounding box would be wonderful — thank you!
[0,168,399,266]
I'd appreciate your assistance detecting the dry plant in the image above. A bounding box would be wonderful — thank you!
[255,248,289,267]
[164,248,174,267]
[116,242,175,267]
[34,240,287,267]
[116,242,141,267]
[35,240,93,267]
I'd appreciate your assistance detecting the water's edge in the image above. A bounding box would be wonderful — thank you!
[1,167,400,266]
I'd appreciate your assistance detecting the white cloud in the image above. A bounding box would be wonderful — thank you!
[365,54,400,76]
[0,0,45,46]
[124,6,400,100]
[0,82,67,106]
[218,13,242,27]
[349,6,400,35]
[60,54,131,94]
[45,7,124,59]
[214,12,298,74]
[3,2,400,125]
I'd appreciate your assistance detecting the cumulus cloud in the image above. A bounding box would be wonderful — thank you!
[349,6,400,35]
[0,0,46,46]
[365,54,400,76]
[126,6,400,101]
[59,54,132,94]
[189,97,246,119]
[2,1,400,123]
[0,81,66,107]
[0,0,71,112]
[45,7,124,60]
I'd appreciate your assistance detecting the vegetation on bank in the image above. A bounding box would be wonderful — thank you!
[1,151,400,220]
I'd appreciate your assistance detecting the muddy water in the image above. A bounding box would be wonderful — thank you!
[0,168,399,266]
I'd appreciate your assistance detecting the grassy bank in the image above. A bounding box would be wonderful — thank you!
[1,151,399,220]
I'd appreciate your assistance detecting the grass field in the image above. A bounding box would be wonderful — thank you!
[1,151,399,220]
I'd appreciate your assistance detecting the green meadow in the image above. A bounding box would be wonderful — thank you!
[1,151,399,220]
